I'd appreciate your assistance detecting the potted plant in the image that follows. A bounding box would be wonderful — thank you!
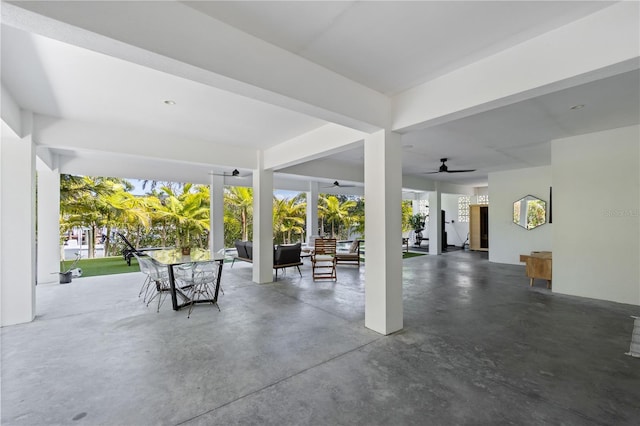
[409,213,427,246]
[59,252,81,284]
[409,213,426,233]
[178,226,193,255]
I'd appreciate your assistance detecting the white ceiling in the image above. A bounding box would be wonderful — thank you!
[185,1,614,95]
[1,25,325,149]
[1,1,638,190]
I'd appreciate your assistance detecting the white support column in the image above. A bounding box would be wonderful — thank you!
[1,112,36,326]
[306,181,318,243]
[364,130,403,335]
[36,161,60,285]
[429,188,442,255]
[209,174,225,255]
[252,152,274,283]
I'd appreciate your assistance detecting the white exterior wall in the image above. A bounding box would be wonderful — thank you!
[552,125,639,305]
[488,166,553,264]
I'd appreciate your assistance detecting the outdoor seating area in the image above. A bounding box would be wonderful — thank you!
[3,251,639,425]
[232,240,303,281]
[133,249,224,316]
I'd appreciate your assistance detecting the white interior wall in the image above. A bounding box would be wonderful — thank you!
[488,166,552,264]
[441,193,469,247]
[552,125,639,305]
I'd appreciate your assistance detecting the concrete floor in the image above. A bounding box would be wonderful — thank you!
[2,251,639,425]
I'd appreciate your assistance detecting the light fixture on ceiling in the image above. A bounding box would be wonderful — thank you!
[570,104,585,110]
[164,100,176,105]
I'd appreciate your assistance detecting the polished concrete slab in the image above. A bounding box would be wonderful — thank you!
[2,252,638,425]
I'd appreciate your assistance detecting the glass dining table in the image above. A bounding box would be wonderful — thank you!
[147,248,225,311]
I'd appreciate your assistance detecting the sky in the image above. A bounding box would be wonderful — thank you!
[127,178,301,199]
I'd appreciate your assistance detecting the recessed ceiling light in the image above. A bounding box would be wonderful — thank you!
[570,104,585,110]
[403,144,414,149]
[164,100,176,105]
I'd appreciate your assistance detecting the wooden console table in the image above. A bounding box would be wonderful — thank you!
[519,251,552,289]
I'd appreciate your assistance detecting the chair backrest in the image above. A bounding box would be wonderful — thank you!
[133,253,151,274]
[315,238,336,255]
[192,261,221,285]
[275,243,301,265]
[245,241,253,260]
[308,235,321,248]
[348,239,360,254]
[234,240,248,259]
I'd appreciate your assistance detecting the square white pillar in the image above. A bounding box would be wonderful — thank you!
[364,130,403,335]
[252,153,274,283]
[37,163,60,284]
[1,129,36,326]
[429,189,442,255]
[306,181,318,243]
[209,174,225,254]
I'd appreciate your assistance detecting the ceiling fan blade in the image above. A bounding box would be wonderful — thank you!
[209,168,247,178]
[423,171,441,174]
[446,169,476,173]
[322,180,356,188]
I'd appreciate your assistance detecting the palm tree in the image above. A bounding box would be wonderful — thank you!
[156,184,210,248]
[225,186,253,241]
[273,194,306,244]
[321,195,356,239]
[104,191,152,254]
[60,175,131,257]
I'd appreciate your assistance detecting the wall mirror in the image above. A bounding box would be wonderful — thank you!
[513,195,546,230]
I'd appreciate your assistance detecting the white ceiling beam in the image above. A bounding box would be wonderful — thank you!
[1,83,22,138]
[264,124,365,170]
[280,158,364,185]
[392,2,640,132]
[3,1,390,133]
[32,115,258,171]
[35,147,57,171]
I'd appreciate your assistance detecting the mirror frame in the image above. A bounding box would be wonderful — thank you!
[513,195,547,230]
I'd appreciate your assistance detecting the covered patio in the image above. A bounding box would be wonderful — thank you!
[2,251,638,425]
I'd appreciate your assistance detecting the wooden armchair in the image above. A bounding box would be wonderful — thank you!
[312,238,337,280]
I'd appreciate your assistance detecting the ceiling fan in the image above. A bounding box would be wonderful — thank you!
[323,180,356,188]
[425,158,476,174]
[209,169,247,178]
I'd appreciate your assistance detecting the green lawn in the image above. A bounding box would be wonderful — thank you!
[67,252,422,279]
[66,256,140,278]
[403,252,426,259]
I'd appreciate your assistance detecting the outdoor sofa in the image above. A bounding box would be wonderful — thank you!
[232,240,303,280]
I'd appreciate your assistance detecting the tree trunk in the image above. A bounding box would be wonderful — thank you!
[88,226,95,258]
[104,225,111,256]
[241,210,247,241]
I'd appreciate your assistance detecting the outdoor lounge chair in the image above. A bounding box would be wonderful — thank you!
[335,239,362,266]
[117,232,163,266]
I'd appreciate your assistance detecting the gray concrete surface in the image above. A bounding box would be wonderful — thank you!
[1,252,638,425]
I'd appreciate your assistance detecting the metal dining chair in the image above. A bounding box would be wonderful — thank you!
[175,261,222,318]
[134,253,171,312]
